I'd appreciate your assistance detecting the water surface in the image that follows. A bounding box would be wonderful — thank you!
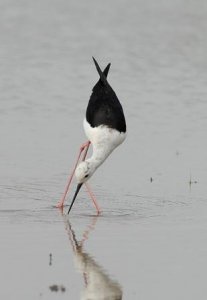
[1,0,207,299]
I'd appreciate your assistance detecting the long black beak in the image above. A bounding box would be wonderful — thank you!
[68,183,83,214]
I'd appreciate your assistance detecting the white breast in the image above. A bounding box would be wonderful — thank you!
[83,118,126,166]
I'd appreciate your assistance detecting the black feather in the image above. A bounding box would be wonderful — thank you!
[86,58,126,133]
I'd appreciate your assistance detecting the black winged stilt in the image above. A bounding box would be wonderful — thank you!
[56,57,126,214]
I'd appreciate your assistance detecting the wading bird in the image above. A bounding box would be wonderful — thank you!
[57,58,126,214]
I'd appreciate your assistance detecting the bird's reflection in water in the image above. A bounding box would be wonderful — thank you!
[64,216,123,300]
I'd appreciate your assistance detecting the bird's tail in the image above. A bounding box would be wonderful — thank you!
[92,57,110,86]
[103,63,111,78]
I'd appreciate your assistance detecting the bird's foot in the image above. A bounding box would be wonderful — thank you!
[55,200,64,208]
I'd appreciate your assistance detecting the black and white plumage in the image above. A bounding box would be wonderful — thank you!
[75,58,126,183]
[67,57,126,214]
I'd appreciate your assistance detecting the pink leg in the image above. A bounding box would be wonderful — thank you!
[56,141,91,208]
[84,182,101,214]
[82,140,90,161]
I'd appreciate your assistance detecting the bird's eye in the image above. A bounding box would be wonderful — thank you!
[85,174,89,178]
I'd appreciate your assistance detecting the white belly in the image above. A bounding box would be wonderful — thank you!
[83,118,126,164]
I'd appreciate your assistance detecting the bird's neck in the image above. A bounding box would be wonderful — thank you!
[86,145,112,171]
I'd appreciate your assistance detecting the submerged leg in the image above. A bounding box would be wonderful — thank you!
[56,141,91,208]
[84,182,101,215]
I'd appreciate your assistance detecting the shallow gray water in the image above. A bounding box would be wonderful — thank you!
[1,0,207,299]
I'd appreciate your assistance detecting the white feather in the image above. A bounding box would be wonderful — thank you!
[75,119,126,183]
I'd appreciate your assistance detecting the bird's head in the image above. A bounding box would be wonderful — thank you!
[67,160,96,214]
[75,160,95,184]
